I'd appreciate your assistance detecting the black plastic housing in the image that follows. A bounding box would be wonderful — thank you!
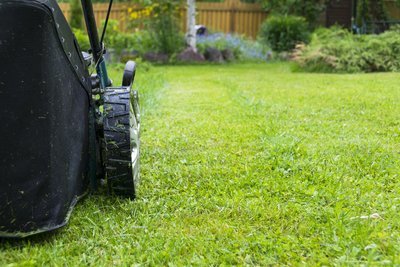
[0,0,90,237]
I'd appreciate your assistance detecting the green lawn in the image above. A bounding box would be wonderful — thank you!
[1,63,400,265]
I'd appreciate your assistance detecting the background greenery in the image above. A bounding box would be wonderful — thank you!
[293,26,400,73]
[127,0,185,56]
[64,0,400,69]
[259,15,310,52]
[259,0,324,28]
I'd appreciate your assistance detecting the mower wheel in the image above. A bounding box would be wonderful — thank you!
[103,87,140,198]
[122,61,136,87]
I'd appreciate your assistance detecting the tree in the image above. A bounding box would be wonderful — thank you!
[186,0,197,51]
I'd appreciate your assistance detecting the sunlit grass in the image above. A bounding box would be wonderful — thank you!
[1,63,400,265]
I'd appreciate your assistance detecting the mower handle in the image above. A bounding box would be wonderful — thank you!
[80,0,110,89]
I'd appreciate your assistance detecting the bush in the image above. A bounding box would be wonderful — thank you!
[73,20,155,62]
[197,33,269,61]
[148,14,184,55]
[260,0,325,29]
[102,20,133,54]
[293,26,400,73]
[73,28,90,52]
[69,0,83,29]
[128,1,185,56]
[101,20,154,55]
[259,15,310,52]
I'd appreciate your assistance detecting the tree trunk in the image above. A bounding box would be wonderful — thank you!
[186,0,197,52]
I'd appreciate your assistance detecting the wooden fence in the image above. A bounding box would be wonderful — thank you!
[59,0,267,39]
[384,0,400,20]
[185,0,267,38]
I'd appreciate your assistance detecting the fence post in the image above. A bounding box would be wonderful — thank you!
[228,0,238,33]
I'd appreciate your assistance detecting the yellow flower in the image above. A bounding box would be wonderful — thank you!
[130,12,138,19]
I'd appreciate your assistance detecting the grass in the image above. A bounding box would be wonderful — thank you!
[1,62,400,265]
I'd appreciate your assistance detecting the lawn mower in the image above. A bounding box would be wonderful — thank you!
[0,0,140,237]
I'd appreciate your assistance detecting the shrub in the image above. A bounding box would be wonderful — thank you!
[148,13,184,55]
[293,26,400,73]
[101,20,154,55]
[260,0,325,28]
[73,28,90,51]
[102,20,131,54]
[125,30,154,56]
[128,1,185,56]
[69,0,83,29]
[197,33,269,61]
[259,15,310,52]
[73,20,154,63]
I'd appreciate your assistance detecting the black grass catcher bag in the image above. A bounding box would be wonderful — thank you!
[0,0,141,237]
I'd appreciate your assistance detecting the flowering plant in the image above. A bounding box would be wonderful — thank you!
[197,33,270,61]
[128,0,184,55]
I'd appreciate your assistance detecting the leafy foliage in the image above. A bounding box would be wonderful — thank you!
[197,33,269,61]
[293,26,400,73]
[57,0,128,2]
[73,28,90,51]
[69,0,83,29]
[73,20,155,61]
[68,0,185,57]
[102,20,153,55]
[355,0,388,33]
[259,15,310,52]
[128,1,185,55]
[259,0,325,28]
